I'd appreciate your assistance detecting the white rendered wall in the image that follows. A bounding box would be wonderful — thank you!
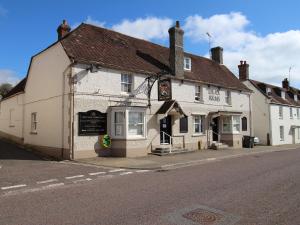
[0,94,24,140]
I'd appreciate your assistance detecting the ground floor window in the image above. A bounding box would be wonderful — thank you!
[222,115,240,133]
[280,126,284,141]
[194,115,205,134]
[241,117,247,131]
[112,107,146,139]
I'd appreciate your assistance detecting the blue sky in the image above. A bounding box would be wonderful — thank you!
[1,0,300,87]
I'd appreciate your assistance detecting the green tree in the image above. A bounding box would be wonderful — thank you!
[0,83,13,98]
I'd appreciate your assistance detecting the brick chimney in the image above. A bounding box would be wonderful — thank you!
[210,47,223,64]
[57,20,71,40]
[238,60,249,81]
[282,78,289,89]
[168,21,184,79]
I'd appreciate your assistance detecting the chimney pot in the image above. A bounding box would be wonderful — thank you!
[238,60,249,81]
[282,78,289,89]
[210,47,223,64]
[57,19,71,40]
[176,21,180,28]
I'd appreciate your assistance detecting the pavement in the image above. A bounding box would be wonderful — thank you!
[1,141,300,225]
[76,144,300,170]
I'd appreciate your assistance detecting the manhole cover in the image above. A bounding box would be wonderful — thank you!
[183,208,223,225]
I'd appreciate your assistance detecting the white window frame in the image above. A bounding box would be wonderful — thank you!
[297,108,300,119]
[279,106,283,119]
[280,126,284,141]
[184,57,191,71]
[222,115,240,134]
[121,74,133,94]
[111,107,146,139]
[290,107,293,119]
[195,85,203,102]
[281,91,285,99]
[266,87,272,95]
[294,95,298,101]
[31,112,37,133]
[193,115,205,134]
[225,90,231,105]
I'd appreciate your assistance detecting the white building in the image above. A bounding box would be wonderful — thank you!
[239,61,300,145]
[0,20,252,159]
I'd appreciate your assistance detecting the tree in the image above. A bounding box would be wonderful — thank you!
[0,83,13,98]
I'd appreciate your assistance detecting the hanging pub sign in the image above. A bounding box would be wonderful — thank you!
[78,110,107,136]
[158,78,172,101]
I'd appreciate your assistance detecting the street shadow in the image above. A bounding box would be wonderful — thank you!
[0,139,44,161]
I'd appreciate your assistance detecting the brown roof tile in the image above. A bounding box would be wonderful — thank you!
[60,23,250,92]
[1,78,27,100]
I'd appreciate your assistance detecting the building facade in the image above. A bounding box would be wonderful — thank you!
[239,62,300,145]
[0,20,252,159]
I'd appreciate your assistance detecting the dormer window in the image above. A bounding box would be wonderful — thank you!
[294,95,298,101]
[266,87,272,95]
[281,91,285,99]
[184,57,191,71]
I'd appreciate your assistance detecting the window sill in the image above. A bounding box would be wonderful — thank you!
[111,136,146,140]
[30,131,38,135]
[194,100,204,104]
[120,92,133,96]
[173,134,185,137]
[192,133,205,137]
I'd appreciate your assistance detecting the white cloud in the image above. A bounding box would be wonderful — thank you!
[72,16,105,29]
[183,12,300,86]
[0,69,20,85]
[0,5,7,17]
[112,17,173,40]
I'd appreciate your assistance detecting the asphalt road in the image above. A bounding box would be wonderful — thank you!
[1,140,300,225]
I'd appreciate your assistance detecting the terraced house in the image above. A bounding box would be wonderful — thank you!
[0,20,252,159]
[239,62,300,145]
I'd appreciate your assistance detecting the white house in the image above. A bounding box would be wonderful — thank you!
[239,61,300,145]
[0,20,252,159]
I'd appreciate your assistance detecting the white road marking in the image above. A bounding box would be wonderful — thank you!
[37,179,59,184]
[45,182,65,188]
[109,169,125,173]
[73,178,92,183]
[65,175,84,179]
[119,171,133,176]
[89,172,106,176]
[135,170,150,173]
[1,184,27,190]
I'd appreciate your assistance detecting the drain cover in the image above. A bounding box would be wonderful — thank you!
[164,205,240,225]
[182,208,223,225]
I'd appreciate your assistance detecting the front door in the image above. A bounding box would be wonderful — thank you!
[160,115,172,144]
[212,117,219,142]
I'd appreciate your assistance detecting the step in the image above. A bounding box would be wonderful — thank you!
[151,147,196,156]
[210,142,229,150]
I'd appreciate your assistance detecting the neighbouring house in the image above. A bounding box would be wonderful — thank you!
[239,61,300,145]
[0,20,252,159]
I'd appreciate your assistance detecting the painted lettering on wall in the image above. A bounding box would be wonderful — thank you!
[208,87,220,102]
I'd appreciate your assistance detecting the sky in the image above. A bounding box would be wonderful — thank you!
[1,0,300,88]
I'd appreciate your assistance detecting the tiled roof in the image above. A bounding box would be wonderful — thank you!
[249,79,300,107]
[1,78,27,100]
[60,23,250,92]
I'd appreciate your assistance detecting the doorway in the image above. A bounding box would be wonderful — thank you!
[212,117,219,142]
[160,115,172,144]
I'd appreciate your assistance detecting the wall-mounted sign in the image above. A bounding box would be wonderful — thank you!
[208,87,220,102]
[158,78,172,101]
[78,110,107,136]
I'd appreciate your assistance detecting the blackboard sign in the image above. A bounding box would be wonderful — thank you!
[158,78,172,101]
[78,110,107,136]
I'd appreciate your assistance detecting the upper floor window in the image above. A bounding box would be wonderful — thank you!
[281,91,285,99]
[225,90,231,105]
[290,107,293,119]
[279,106,283,119]
[297,108,300,119]
[121,74,133,94]
[184,57,191,71]
[294,95,298,101]
[9,109,14,127]
[266,87,272,95]
[31,112,37,133]
[195,85,203,102]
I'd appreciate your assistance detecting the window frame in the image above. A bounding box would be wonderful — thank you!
[9,109,14,127]
[222,115,240,134]
[297,108,300,119]
[31,112,37,134]
[290,107,293,119]
[195,85,203,102]
[184,57,191,71]
[241,117,247,131]
[225,90,232,105]
[279,106,283,119]
[121,74,133,94]
[179,116,188,133]
[280,126,284,141]
[193,115,204,134]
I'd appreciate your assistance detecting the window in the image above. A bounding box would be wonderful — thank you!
[121,74,132,93]
[114,111,125,137]
[195,85,202,101]
[222,116,240,133]
[290,107,293,119]
[280,126,284,141]
[31,112,37,133]
[184,57,191,70]
[281,91,285,99]
[298,128,300,139]
[9,109,14,127]
[225,90,231,105]
[112,108,146,139]
[297,108,300,119]
[279,106,283,119]
[294,95,298,101]
[266,87,272,95]
[241,117,247,131]
[180,116,188,133]
[194,115,204,134]
[128,112,144,136]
